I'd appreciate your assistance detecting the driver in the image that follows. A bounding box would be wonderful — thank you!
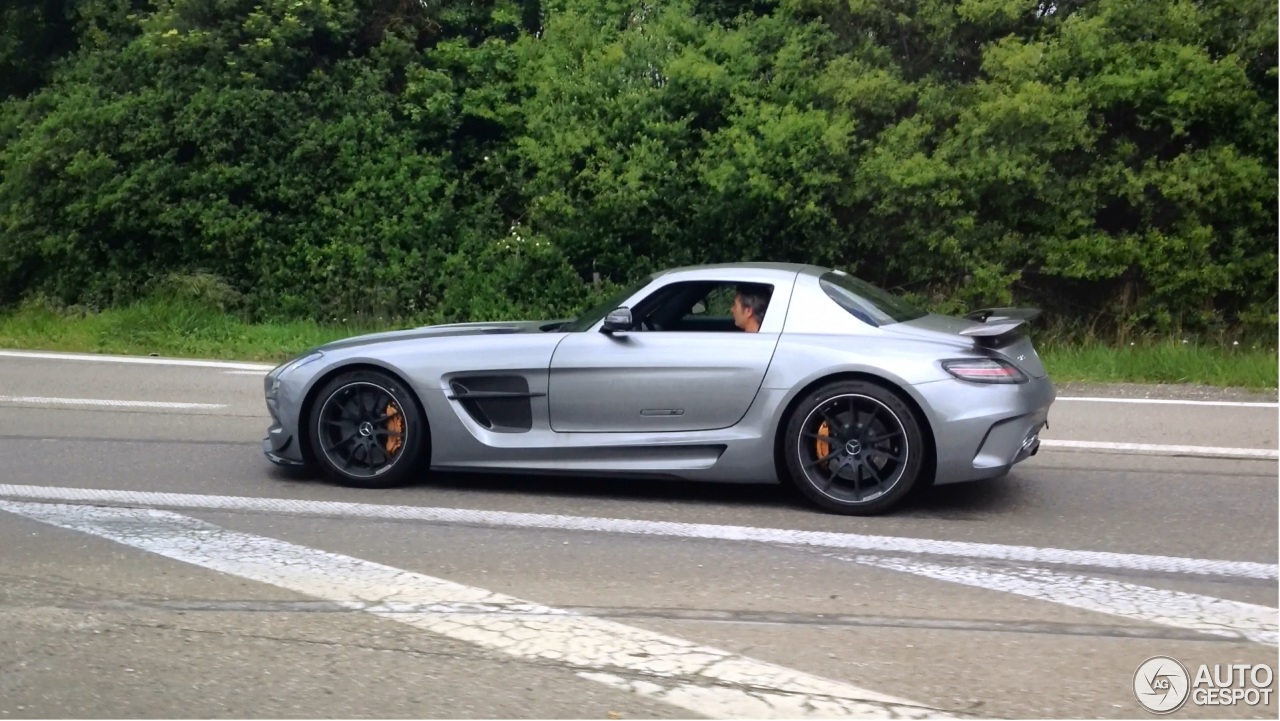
[731,283,771,333]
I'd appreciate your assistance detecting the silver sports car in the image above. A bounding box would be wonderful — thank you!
[262,262,1055,515]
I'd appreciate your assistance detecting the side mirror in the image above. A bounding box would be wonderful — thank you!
[600,307,633,334]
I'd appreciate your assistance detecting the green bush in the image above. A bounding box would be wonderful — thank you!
[0,0,1274,342]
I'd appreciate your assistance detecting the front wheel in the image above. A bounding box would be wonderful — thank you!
[782,380,926,515]
[306,369,428,489]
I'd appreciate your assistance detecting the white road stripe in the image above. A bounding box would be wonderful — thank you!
[1055,396,1277,409]
[0,484,1273,580]
[0,349,275,371]
[0,395,226,410]
[0,501,954,719]
[842,554,1278,647]
[224,370,267,376]
[1040,439,1278,460]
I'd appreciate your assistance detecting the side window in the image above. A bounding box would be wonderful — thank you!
[634,280,775,332]
[684,285,737,320]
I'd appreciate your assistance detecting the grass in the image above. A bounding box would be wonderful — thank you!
[0,297,385,363]
[0,297,1274,390]
[1034,340,1277,390]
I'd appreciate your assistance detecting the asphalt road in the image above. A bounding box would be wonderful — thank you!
[0,349,1276,719]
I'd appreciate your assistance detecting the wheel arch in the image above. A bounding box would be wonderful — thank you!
[297,361,432,467]
[771,371,938,489]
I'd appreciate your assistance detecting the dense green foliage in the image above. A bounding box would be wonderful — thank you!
[1,0,1275,339]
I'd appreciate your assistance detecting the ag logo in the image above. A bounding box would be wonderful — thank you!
[1134,656,1191,714]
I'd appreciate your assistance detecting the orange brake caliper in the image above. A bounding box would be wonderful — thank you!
[384,403,404,455]
[816,420,831,459]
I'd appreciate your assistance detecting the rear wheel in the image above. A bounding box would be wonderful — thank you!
[782,380,925,515]
[307,369,428,488]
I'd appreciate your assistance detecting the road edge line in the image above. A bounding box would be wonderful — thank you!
[1038,439,1278,460]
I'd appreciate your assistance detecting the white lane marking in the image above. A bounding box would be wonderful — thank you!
[1040,439,1278,460]
[0,501,952,719]
[0,395,226,410]
[843,554,1278,647]
[224,370,266,376]
[0,349,274,371]
[0,484,1273,580]
[1057,396,1277,409]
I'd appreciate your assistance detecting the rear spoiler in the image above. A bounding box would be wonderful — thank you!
[959,307,1041,340]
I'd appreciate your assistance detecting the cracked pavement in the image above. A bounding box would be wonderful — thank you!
[0,510,687,720]
[1,497,1274,719]
[1,502,955,719]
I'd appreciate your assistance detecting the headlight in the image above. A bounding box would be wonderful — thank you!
[280,351,323,376]
[267,351,323,395]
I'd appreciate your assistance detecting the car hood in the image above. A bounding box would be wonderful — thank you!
[315,320,569,353]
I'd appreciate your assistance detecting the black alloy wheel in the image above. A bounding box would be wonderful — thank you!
[308,369,427,488]
[783,380,925,515]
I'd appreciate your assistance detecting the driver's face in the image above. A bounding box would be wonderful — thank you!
[731,294,752,330]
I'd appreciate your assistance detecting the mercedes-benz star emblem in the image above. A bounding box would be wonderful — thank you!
[844,440,862,456]
[358,421,374,437]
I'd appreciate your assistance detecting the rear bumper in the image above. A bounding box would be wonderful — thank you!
[967,411,1047,476]
[921,375,1055,486]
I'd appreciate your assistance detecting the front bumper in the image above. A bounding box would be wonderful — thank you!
[262,393,306,467]
[263,436,305,467]
[260,350,326,468]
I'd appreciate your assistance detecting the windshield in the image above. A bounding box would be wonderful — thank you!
[819,271,926,326]
[561,276,655,332]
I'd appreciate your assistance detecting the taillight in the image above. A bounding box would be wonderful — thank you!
[941,358,1027,384]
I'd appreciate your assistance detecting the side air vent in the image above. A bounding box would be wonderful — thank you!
[447,375,542,433]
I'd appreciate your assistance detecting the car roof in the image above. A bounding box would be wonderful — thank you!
[653,261,827,278]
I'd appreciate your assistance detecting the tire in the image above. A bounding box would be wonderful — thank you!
[306,369,429,489]
[782,379,925,516]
